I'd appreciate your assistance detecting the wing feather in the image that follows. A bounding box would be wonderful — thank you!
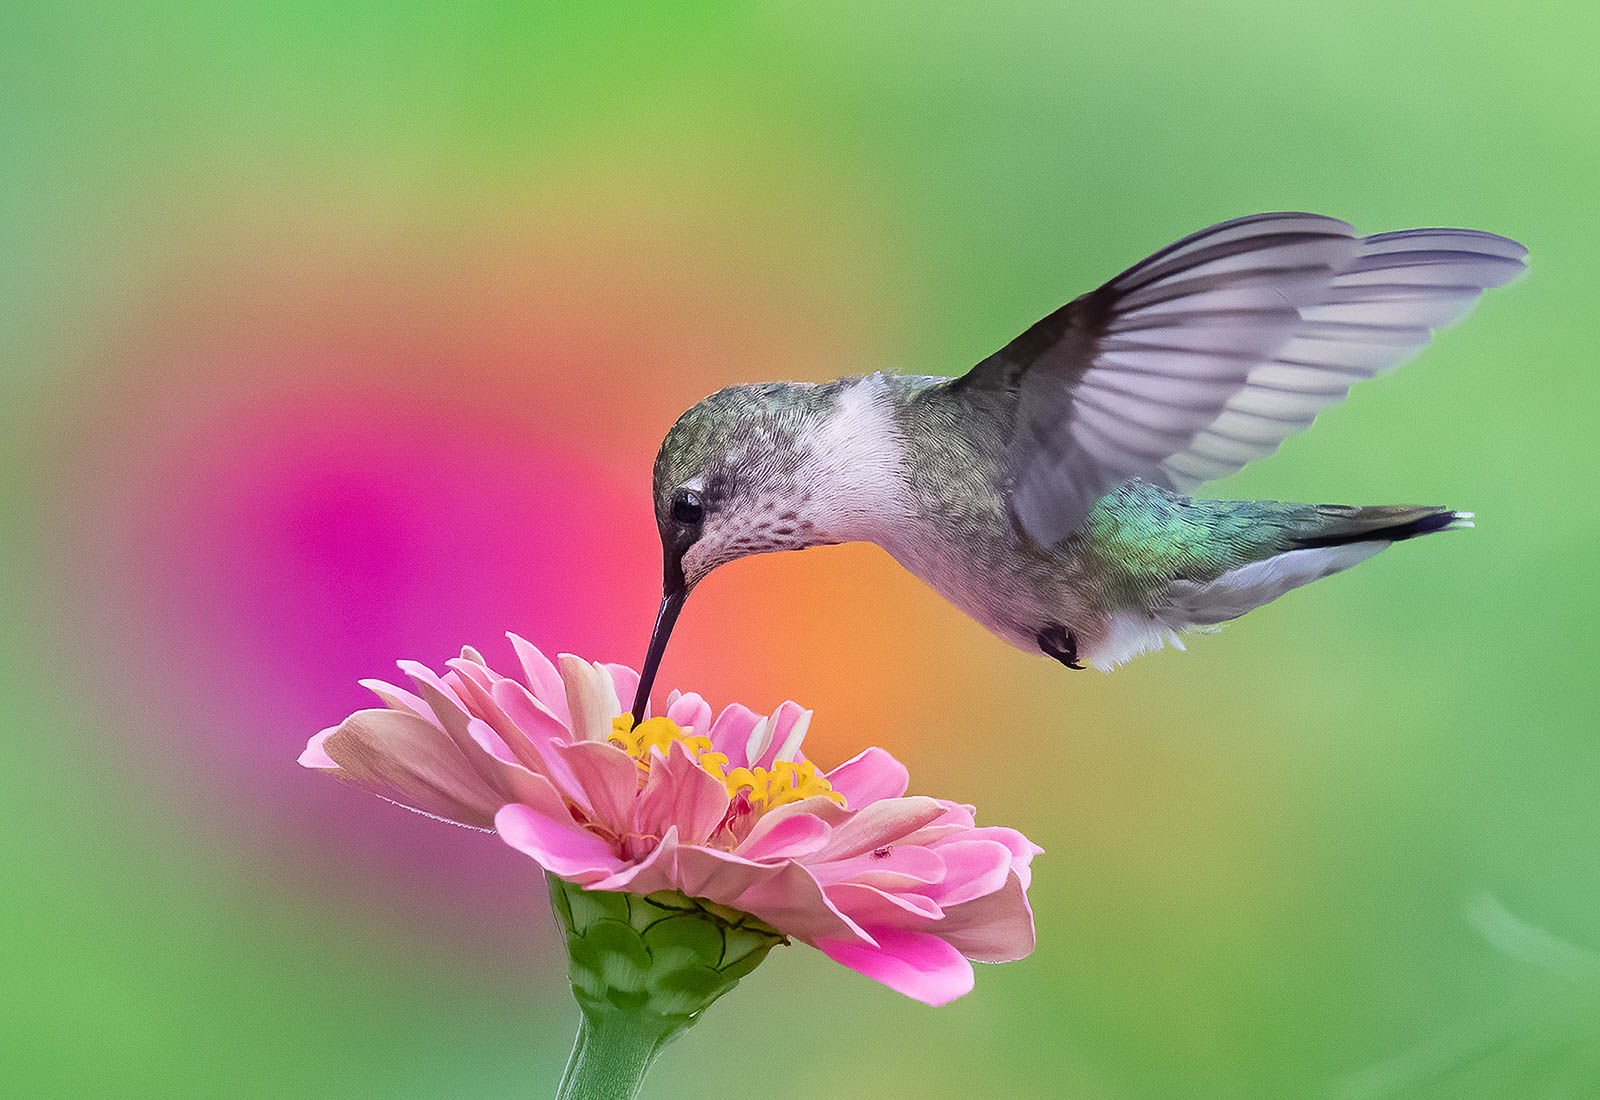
[981,214,1526,542]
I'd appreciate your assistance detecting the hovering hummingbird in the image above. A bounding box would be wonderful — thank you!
[628,212,1525,722]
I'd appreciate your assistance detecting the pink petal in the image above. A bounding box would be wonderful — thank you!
[633,742,731,846]
[481,680,592,813]
[601,663,641,714]
[358,678,435,722]
[707,702,762,762]
[299,728,337,769]
[920,839,1014,907]
[930,870,1037,963]
[736,810,831,862]
[753,702,810,769]
[399,666,514,801]
[744,716,773,766]
[813,797,948,862]
[320,708,502,828]
[494,804,624,882]
[824,881,944,924]
[507,633,571,724]
[671,842,770,899]
[548,739,639,833]
[964,826,1044,889]
[674,847,874,947]
[665,691,713,735]
[817,928,975,1006]
[807,845,946,889]
[443,660,553,775]
[825,747,910,806]
[395,660,469,711]
[587,827,680,894]
[467,716,517,765]
[490,763,579,827]
[894,802,979,848]
[489,678,576,752]
[558,655,616,742]
[449,653,495,692]
[591,662,624,717]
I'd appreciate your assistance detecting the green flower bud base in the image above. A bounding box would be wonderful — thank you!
[548,874,786,1100]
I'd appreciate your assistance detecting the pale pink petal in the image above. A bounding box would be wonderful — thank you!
[490,762,580,827]
[744,716,773,767]
[665,691,713,736]
[896,803,980,848]
[707,702,762,761]
[358,678,435,722]
[733,860,875,947]
[320,708,501,828]
[964,826,1044,889]
[549,739,639,832]
[928,871,1037,963]
[825,881,944,924]
[558,655,616,742]
[817,928,975,1006]
[587,827,680,894]
[672,847,874,947]
[920,840,1015,907]
[449,652,495,692]
[825,747,910,806]
[480,681,589,814]
[632,742,731,846]
[299,728,338,769]
[507,633,570,724]
[396,659,470,711]
[601,663,640,713]
[806,845,946,889]
[399,669,514,801]
[813,797,948,862]
[672,841,770,899]
[593,662,624,716]
[488,677,575,752]
[754,702,810,769]
[442,660,553,775]
[896,823,975,849]
[494,803,624,882]
[467,716,517,765]
[736,810,831,862]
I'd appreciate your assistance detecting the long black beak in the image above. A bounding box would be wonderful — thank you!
[630,585,686,726]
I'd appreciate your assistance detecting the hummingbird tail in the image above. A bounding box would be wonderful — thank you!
[1155,504,1471,632]
[1290,504,1474,548]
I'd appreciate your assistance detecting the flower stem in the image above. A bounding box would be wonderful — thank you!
[555,1005,682,1100]
[544,876,787,1098]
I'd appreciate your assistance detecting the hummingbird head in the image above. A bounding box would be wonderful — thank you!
[630,383,831,722]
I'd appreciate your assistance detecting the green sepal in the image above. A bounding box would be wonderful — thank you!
[547,873,786,1032]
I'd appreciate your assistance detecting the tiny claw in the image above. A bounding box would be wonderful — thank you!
[1037,625,1085,670]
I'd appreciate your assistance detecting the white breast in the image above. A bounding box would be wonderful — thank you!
[793,376,911,543]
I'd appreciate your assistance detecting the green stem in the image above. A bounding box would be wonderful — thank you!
[555,1005,683,1100]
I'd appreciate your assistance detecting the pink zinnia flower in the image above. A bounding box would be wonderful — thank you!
[301,636,1039,1005]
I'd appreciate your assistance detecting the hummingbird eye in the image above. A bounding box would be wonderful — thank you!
[670,489,704,527]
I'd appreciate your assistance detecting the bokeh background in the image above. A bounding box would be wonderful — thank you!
[6,2,1598,1096]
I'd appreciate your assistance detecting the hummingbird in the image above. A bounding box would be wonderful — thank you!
[628,212,1526,723]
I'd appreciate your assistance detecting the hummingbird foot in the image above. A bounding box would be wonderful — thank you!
[1037,625,1085,670]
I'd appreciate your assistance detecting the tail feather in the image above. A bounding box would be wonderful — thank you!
[1158,503,1469,631]
[1292,505,1473,548]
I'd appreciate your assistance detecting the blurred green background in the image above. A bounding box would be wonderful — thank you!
[5,2,1598,1096]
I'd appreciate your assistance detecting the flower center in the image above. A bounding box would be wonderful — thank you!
[610,715,846,811]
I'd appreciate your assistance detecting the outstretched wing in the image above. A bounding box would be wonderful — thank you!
[971,212,1527,546]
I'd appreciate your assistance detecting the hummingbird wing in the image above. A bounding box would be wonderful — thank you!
[974,212,1527,545]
